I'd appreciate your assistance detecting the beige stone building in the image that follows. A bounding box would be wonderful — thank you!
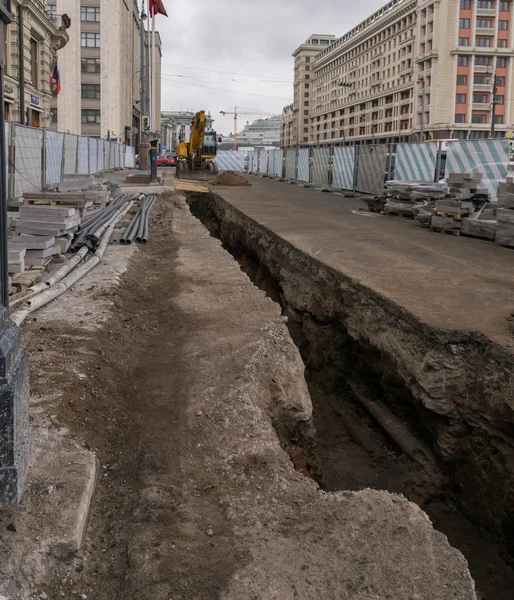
[52,0,146,145]
[3,0,69,128]
[280,103,294,147]
[283,0,514,146]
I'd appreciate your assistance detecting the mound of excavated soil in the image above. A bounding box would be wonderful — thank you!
[212,171,251,186]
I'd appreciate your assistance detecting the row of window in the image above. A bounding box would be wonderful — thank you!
[457,55,508,66]
[81,84,100,99]
[455,113,504,123]
[456,74,505,84]
[81,109,100,124]
[81,57,100,73]
[459,36,509,46]
[460,18,509,28]
[81,33,100,48]
[456,93,505,102]
[461,1,510,9]
[81,7,100,22]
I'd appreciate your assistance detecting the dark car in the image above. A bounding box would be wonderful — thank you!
[157,155,175,167]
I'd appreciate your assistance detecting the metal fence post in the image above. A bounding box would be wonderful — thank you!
[8,124,14,201]
[295,146,299,180]
[75,135,79,176]
[41,129,47,189]
[434,140,443,183]
[353,145,359,192]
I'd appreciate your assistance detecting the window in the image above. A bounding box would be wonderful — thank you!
[473,93,489,103]
[47,4,57,19]
[475,56,491,65]
[81,84,100,99]
[459,19,470,28]
[456,94,467,103]
[304,128,308,133]
[304,101,308,106]
[496,76,506,86]
[499,20,509,29]
[497,57,507,67]
[304,92,309,98]
[81,109,101,124]
[2,24,7,72]
[305,57,310,63]
[472,114,487,123]
[81,58,100,73]
[498,38,508,47]
[474,75,487,84]
[81,7,100,21]
[455,114,466,123]
[477,0,494,7]
[495,115,504,124]
[476,37,492,46]
[453,131,467,139]
[30,39,39,87]
[51,109,58,124]
[460,0,471,7]
[476,19,492,27]
[458,37,469,46]
[495,94,505,104]
[457,75,468,85]
[458,55,469,66]
[81,33,100,47]
[499,1,509,10]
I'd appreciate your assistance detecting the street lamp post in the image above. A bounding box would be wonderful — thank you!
[0,0,31,507]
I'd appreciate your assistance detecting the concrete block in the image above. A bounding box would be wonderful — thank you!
[25,245,57,259]
[497,208,514,223]
[17,224,77,236]
[8,248,26,261]
[19,206,77,219]
[20,216,80,230]
[55,236,72,253]
[8,262,25,274]
[9,235,56,250]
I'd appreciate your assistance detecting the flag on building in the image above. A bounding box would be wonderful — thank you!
[50,64,61,95]
[149,0,168,17]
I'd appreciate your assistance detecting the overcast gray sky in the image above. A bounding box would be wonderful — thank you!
[155,0,386,135]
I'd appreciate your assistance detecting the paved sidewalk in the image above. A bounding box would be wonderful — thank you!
[215,175,514,347]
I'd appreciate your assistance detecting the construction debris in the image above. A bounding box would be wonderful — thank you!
[211,171,251,187]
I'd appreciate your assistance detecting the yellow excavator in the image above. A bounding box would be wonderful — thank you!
[176,110,219,178]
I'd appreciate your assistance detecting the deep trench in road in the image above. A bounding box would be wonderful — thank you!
[187,190,514,600]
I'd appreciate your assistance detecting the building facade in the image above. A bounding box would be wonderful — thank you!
[52,0,145,145]
[3,0,69,128]
[160,111,214,152]
[281,103,294,146]
[283,0,514,146]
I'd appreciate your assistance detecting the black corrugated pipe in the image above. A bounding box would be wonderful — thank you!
[120,195,147,245]
[138,195,156,245]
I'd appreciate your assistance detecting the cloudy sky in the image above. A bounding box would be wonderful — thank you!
[155,0,386,135]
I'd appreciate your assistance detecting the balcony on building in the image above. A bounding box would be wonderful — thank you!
[476,27,496,36]
[472,102,490,110]
[476,7,496,17]
[473,83,491,92]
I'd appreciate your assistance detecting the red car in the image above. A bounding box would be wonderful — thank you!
[156,155,175,167]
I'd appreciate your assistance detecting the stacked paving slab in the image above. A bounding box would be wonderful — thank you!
[496,179,514,248]
[446,173,485,199]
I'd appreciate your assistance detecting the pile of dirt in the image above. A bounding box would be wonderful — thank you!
[211,171,251,187]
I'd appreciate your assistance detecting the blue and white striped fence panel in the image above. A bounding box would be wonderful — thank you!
[119,145,124,168]
[356,145,387,195]
[273,149,284,177]
[259,151,268,174]
[89,137,98,174]
[395,143,437,182]
[267,150,275,175]
[77,136,89,175]
[63,134,78,176]
[103,141,109,171]
[332,147,355,190]
[97,140,104,172]
[125,146,135,168]
[252,151,259,173]
[297,148,310,182]
[45,131,64,185]
[285,148,296,180]
[445,139,509,202]
[312,147,330,187]
[14,125,43,196]
[109,143,116,169]
[216,150,245,172]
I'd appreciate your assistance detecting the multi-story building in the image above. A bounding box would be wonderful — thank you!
[283,0,514,146]
[160,111,214,152]
[289,34,337,146]
[51,0,145,145]
[3,0,69,128]
[281,103,294,146]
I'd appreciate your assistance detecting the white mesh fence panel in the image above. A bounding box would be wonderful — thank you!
[63,134,78,175]
[14,125,43,197]
[77,137,89,175]
[45,130,64,186]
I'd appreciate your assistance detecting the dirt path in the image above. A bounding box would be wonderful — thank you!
[10,193,476,600]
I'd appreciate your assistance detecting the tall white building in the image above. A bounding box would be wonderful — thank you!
[51,0,157,146]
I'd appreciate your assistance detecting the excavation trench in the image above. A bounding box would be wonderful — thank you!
[187,190,514,600]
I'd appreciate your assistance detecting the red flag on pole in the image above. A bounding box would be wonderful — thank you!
[149,0,168,17]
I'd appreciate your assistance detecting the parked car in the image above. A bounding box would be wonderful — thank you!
[156,155,175,167]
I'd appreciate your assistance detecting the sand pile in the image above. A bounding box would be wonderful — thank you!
[212,171,251,186]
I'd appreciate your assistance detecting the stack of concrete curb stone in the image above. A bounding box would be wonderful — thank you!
[496,179,514,248]
[9,235,57,268]
[446,173,486,199]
